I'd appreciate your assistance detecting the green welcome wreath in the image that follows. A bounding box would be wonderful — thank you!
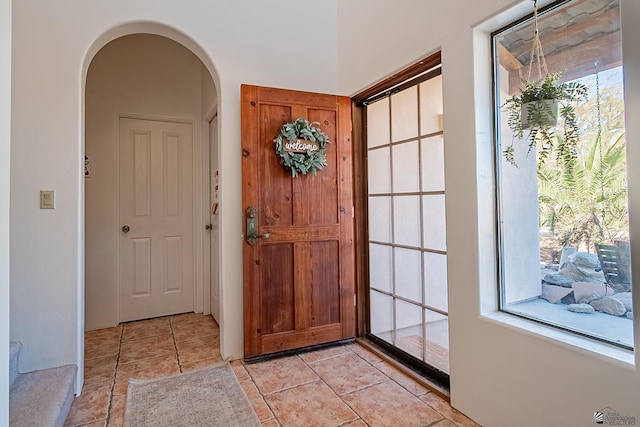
[274,118,330,177]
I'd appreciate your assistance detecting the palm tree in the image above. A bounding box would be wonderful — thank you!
[537,131,628,253]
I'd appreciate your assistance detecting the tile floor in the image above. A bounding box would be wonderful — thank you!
[66,313,480,427]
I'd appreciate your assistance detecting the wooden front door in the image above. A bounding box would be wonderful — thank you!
[241,85,355,358]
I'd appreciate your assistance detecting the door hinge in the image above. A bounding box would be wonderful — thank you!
[352,205,355,219]
[354,294,357,306]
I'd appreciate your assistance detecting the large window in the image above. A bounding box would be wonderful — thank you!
[494,0,633,349]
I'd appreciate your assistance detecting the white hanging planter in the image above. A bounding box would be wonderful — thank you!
[521,99,558,129]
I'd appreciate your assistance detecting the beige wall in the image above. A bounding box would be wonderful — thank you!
[10,0,339,394]
[0,0,10,421]
[85,34,215,330]
[338,0,640,425]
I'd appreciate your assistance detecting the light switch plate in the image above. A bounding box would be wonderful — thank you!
[40,190,55,209]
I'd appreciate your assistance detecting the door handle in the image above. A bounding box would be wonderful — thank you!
[205,224,212,230]
[245,206,270,245]
[122,225,130,233]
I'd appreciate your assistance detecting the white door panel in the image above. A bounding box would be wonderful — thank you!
[208,115,220,323]
[119,117,194,322]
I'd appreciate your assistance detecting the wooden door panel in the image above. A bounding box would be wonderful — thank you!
[242,85,355,358]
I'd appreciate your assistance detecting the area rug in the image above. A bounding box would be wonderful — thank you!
[124,362,261,427]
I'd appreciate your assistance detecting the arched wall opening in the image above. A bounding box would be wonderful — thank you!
[81,23,222,391]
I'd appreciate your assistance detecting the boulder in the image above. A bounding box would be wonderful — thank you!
[612,292,633,312]
[578,293,602,305]
[571,282,607,302]
[566,252,600,269]
[542,274,575,288]
[590,296,627,316]
[567,303,595,314]
[558,262,605,284]
[541,284,573,304]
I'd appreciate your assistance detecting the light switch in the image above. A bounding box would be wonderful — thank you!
[40,190,55,209]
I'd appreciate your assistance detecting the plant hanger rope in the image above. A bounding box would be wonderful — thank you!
[525,0,549,83]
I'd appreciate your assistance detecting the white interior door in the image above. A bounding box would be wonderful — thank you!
[119,117,194,322]
[208,115,220,323]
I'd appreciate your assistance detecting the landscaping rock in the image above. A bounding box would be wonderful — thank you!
[558,262,605,284]
[542,274,575,288]
[572,281,607,302]
[541,284,573,304]
[566,252,600,269]
[568,303,595,314]
[612,292,633,312]
[590,296,626,316]
[578,293,602,305]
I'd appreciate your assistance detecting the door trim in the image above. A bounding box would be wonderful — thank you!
[202,106,218,319]
[115,113,201,321]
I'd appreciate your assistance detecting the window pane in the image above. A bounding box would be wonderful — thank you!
[423,195,446,251]
[394,247,422,303]
[368,196,392,243]
[424,252,448,312]
[421,136,445,192]
[391,86,418,142]
[393,195,421,247]
[371,290,393,341]
[368,147,391,194]
[392,141,420,193]
[367,98,390,148]
[370,243,392,293]
[419,75,443,135]
[494,0,633,349]
[425,309,449,374]
[395,300,423,359]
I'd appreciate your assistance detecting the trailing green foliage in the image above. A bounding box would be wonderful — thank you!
[502,72,588,167]
[274,118,330,177]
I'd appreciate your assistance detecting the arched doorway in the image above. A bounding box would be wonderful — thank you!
[83,32,220,334]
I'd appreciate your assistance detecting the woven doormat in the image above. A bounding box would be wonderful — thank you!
[124,362,261,427]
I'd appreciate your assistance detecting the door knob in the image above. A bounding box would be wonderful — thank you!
[245,206,270,245]
[122,225,130,233]
[205,224,212,230]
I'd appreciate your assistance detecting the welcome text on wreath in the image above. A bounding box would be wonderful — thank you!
[284,139,320,153]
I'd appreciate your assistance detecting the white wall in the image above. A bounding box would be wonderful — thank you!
[339,0,639,426]
[85,34,214,330]
[10,0,339,389]
[0,0,11,422]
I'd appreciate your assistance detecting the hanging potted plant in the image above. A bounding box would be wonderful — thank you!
[501,1,587,167]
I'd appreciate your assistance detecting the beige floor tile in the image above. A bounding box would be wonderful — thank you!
[179,355,224,372]
[298,344,353,364]
[106,394,126,427]
[113,355,180,395]
[172,320,219,342]
[84,354,117,385]
[118,333,175,364]
[347,343,383,364]
[310,352,387,395]
[265,380,358,427]
[239,379,275,421]
[342,420,368,427]
[64,381,111,427]
[175,334,220,365]
[342,380,444,427]
[373,361,430,396]
[169,312,216,326]
[122,317,171,341]
[85,335,121,360]
[420,392,481,427]
[230,359,251,382]
[261,418,279,427]
[85,325,122,342]
[244,356,319,395]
